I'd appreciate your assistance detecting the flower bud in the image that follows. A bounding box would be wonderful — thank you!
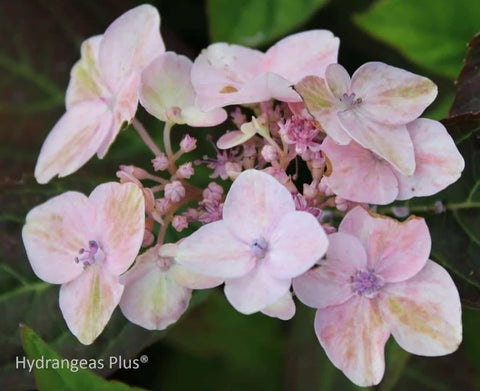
[180,134,197,152]
[203,182,224,202]
[261,145,278,162]
[226,162,242,180]
[172,215,189,232]
[164,181,186,203]
[177,162,194,179]
[152,153,169,171]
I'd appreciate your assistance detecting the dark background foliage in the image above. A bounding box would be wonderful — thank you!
[1,0,480,390]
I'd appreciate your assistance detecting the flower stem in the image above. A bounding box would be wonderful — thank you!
[158,213,173,245]
[132,118,162,157]
[163,121,178,174]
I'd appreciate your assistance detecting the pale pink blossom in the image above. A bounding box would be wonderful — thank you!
[197,199,223,224]
[35,5,165,183]
[172,215,189,232]
[192,30,339,110]
[120,244,221,330]
[205,150,239,180]
[295,62,437,175]
[152,153,170,171]
[180,134,198,152]
[155,198,170,215]
[293,207,462,386]
[176,162,195,179]
[164,181,185,203]
[278,115,322,154]
[203,182,224,202]
[321,119,464,204]
[174,169,328,317]
[139,52,226,126]
[22,182,145,344]
[294,194,321,218]
[261,145,278,162]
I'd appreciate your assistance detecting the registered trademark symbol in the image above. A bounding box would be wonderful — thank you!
[140,355,148,364]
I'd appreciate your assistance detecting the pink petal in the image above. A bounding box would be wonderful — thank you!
[395,119,465,200]
[261,30,339,83]
[175,221,254,278]
[322,137,399,204]
[169,264,223,289]
[223,169,295,242]
[89,182,145,276]
[34,102,113,184]
[261,291,296,320]
[338,108,415,175]
[325,63,351,100]
[339,207,431,283]
[119,249,191,330]
[59,264,124,345]
[266,211,328,279]
[224,262,291,314]
[350,62,437,125]
[181,106,228,127]
[287,101,310,118]
[217,128,256,150]
[95,115,123,159]
[99,4,165,91]
[191,42,264,110]
[22,192,92,284]
[66,35,108,108]
[293,232,365,309]
[379,260,462,356]
[315,297,390,386]
[294,76,351,144]
[249,71,300,102]
[111,70,140,126]
[140,52,226,127]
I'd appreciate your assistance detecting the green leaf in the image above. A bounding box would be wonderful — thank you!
[20,324,149,391]
[354,0,480,79]
[463,309,480,389]
[429,32,480,306]
[380,339,410,391]
[207,0,329,47]
[158,290,285,390]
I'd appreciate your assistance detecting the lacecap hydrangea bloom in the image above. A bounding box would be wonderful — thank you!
[21,3,465,388]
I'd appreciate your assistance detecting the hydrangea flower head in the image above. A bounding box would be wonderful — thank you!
[174,169,329,317]
[293,207,462,386]
[22,183,145,344]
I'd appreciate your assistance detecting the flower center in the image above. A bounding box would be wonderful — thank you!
[75,240,105,269]
[350,268,384,298]
[341,92,362,107]
[156,257,173,272]
[249,237,268,260]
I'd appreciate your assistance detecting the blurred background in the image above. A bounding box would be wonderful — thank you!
[1,0,480,390]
